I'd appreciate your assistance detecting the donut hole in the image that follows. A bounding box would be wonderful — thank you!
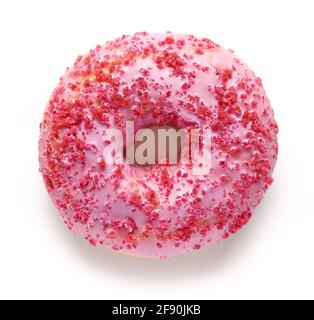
[125,125,187,167]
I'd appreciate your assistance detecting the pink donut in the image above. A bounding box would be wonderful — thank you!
[39,32,278,258]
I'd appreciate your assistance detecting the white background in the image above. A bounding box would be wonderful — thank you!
[0,0,313,300]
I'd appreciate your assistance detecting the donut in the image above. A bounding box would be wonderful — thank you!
[39,32,278,258]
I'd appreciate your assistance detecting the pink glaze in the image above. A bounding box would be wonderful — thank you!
[39,32,278,258]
